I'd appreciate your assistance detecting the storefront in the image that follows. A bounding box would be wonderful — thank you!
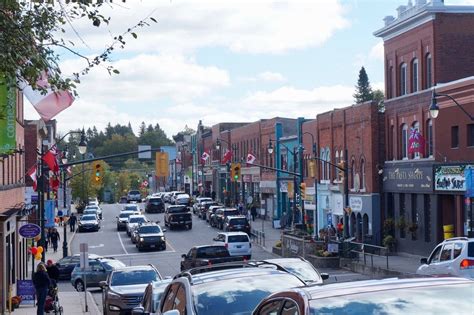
[260,180,276,221]
[316,184,343,234]
[347,194,380,244]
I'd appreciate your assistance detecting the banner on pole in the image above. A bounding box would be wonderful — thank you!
[465,166,474,198]
[44,200,55,228]
[0,73,16,154]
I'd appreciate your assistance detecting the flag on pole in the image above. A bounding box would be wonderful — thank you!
[27,165,37,191]
[201,151,210,164]
[18,70,74,121]
[408,128,425,155]
[42,149,59,173]
[49,176,60,192]
[222,149,232,164]
[246,152,256,164]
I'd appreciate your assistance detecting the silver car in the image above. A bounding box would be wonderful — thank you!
[70,258,126,291]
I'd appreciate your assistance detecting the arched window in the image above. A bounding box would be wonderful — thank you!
[388,66,394,99]
[335,150,340,181]
[427,119,433,157]
[401,124,408,159]
[351,158,356,189]
[326,150,331,181]
[412,121,420,159]
[400,63,407,96]
[320,149,326,181]
[360,158,366,190]
[425,53,432,89]
[411,58,419,92]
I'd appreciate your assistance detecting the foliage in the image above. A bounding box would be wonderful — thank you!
[0,1,156,95]
[353,66,374,104]
[274,240,282,248]
[172,125,196,143]
[315,249,338,257]
[383,235,396,249]
[397,216,406,230]
[383,218,395,237]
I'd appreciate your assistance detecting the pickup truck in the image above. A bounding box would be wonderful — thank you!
[180,245,245,271]
[164,205,192,230]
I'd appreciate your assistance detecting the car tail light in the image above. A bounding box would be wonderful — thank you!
[224,243,228,249]
[460,259,474,269]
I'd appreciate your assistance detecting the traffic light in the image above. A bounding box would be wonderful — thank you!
[337,160,346,181]
[93,162,103,184]
[233,163,241,182]
[299,182,306,200]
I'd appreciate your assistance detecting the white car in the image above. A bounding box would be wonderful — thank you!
[213,232,252,259]
[193,197,212,214]
[126,214,148,236]
[416,237,474,279]
[84,205,102,219]
[175,193,190,206]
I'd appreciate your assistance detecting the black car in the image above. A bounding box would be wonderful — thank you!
[145,197,165,213]
[56,254,101,280]
[214,208,239,229]
[78,214,100,232]
[224,215,251,234]
[164,205,192,230]
[135,223,167,251]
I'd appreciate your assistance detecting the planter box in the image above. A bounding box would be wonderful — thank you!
[272,246,282,256]
[306,254,340,269]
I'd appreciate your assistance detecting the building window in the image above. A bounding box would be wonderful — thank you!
[351,159,356,189]
[388,125,394,160]
[326,150,331,181]
[388,66,393,99]
[425,53,432,89]
[427,119,434,156]
[412,121,420,159]
[401,124,408,159]
[335,150,340,181]
[468,124,474,147]
[451,126,459,148]
[400,63,407,96]
[400,194,406,239]
[411,194,417,241]
[360,159,366,190]
[320,149,326,181]
[412,59,419,92]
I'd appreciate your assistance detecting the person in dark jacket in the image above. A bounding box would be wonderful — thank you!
[46,260,60,284]
[50,228,60,252]
[33,263,51,315]
[250,204,257,221]
[69,213,77,232]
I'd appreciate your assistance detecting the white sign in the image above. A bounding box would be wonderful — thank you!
[349,196,363,212]
[79,243,89,270]
[280,182,288,193]
[332,194,343,215]
[138,145,152,159]
[328,243,339,253]
[434,165,472,192]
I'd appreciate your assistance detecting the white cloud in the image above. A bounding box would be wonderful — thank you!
[239,71,286,82]
[369,41,384,61]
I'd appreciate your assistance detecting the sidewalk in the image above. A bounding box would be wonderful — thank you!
[14,291,100,315]
[43,221,77,263]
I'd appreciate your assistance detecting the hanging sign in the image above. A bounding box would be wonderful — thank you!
[0,73,16,154]
[19,224,41,239]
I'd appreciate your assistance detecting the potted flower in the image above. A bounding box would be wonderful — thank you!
[383,235,396,252]
[8,296,22,309]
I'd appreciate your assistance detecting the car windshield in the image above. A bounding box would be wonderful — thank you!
[119,212,133,218]
[111,270,159,286]
[86,206,98,210]
[149,198,162,203]
[129,217,146,224]
[229,218,247,225]
[228,235,249,243]
[129,190,140,195]
[309,282,474,314]
[168,206,186,213]
[124,205,139,211]
[139,226,161,234]
[276,261,321,283]
[194,273,303,315]
[102,260,126,270]
[81,215,96,221]
[224,211,238,216]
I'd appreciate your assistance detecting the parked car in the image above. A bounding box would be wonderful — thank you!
[71,257,126,291]
[180,245,246,271]
[258,258,329,285]
[160,263,306,315]
[134,223,167,251]
[122,204,140,212]
[193,197,212,214]
[56,254,101,280]
[126,214,148,236]
[213,232,252,259]
[169,191,184,204]
[224,215,251,234]
[145,197,165,213]
[416,237,474,278]
[131,279,172,315]
[175,193,191,206]
[116,210,140,231]
[252,277,474,315]
[127,190,142,203]
[83,208,102,220]
[214,208,239,229]
[100,265,162,315]
[207,205,223,222]
[164,205,192,230]
[88,197,99,206]
[162,192,172,203]
[78,214,100,232]
[119,196,128,204]
[199,201,220,219]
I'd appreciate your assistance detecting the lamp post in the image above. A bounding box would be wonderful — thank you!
[303,132,318,237]
[429,90,474,237]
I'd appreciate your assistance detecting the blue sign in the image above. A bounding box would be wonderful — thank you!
[18,224,41,239]
[466,167,474,198]
[327,213,333,226]
[17,280,35,305]
[45,200,55,228]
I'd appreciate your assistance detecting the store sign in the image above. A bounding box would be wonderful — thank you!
[383,164,432,193]
[435,165,472,192]
[19,224,41,239]
[17,280,35,305]
[0,73,17,154]
[349,197,363,212]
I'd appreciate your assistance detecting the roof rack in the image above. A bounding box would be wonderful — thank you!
[444,237,469,242]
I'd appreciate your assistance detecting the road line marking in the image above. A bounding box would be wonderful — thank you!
[165,240,175,252]
[117,232,129,255]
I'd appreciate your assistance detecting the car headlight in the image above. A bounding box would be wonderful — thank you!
[109,305,121,311]
[161,236,165,241]
[140,237,144,242]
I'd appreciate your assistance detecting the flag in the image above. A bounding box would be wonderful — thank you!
[42,150,59,173]
[222,149,232,164]
[408,128,425,155]
[246,152,256,164]
[27,165,37,191]
[49,175,60,192]
[176,158,182,164]
[18,70,74,121]
[201,151,210,164]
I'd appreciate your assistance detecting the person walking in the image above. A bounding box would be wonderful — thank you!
[50,228,60,253]
[250,204,257,222]
[46,260,60,284]
[69,213,77,232]
[33,263,51,315]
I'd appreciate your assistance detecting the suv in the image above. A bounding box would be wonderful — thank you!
[116,210,140,231]
[126,214,148,236]
[127,190,141,203]
[199,201,219,219]
[100,265,162,315]
[70,257,126,291]
[213,232,252,259]
[193,197,212,214]
[145,197,165,213]
[207,205,223,222]
[416,237,474,278]
[214,208,238,230]
[134,223,167,251]
[164,205,192,230]
[224,215,251,235]
[159,264,306,315]
[175,193,191,206]
[131,279,172,315]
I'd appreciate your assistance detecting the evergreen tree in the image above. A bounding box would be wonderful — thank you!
[139,122,146,137]
[353,66,374,104]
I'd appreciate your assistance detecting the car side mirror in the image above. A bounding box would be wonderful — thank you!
[420,258,428,264]
[181,254,187,259]
[99,281,108,289]
[163,228,167,232]
[321,273,329,281]
[132,306,145,315]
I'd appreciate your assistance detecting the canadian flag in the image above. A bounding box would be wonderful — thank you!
[42,149,59,173]
[222,149,232,164]
[201,151,210,163]
[246,152,256,164]
[27,165,37,191]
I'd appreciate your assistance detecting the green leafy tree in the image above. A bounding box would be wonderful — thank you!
[353,66,374,104]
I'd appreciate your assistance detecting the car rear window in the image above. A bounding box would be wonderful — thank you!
[228,235,249,243]
[197,247,228,258]
[229,218,248,225]
[119,212,132,218]
[111,270,159,286]
[124,205,139,211]
[129,190,140,195]
[468,242,474,257]
[129,217,146,224]
[81,215,96,221]
[168,206,187,213]
[224,210,238,217]
[149,198,162,203]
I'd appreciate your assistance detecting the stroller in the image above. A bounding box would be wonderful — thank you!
[45,281,63,314]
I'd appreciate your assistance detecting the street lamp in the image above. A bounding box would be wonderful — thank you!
[303,132,318,238]
[78,129,87,154]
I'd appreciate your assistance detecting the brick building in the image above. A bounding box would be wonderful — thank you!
[375,0,474,255]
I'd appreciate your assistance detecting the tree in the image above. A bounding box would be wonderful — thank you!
[0,1,156,95]
[172,125,196,143]
[353,67,374,104]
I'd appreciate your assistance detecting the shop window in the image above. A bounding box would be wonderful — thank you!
[411,194,417,241]
[451,126,459,148]
[425,53,432,89]
[401,124,408,159]
[427,119,434,157]
[467,124,474,147]
[400,194,406,239]
[412,121,420,159]
[424,194,431,242]
[400,63,407,96]
[360,159,366,190]
[363,214,369,236]
[411,58,419,92]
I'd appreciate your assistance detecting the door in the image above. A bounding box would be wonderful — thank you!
[420,244,443,275]
[436,243,455,275]
[88,261,106,286]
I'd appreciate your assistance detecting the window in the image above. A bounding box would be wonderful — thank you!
[400,194,406,239]
[360,159,366,190]
[440,243,453,262]
[320,150,326,181]
[401,124,408,159]
[326,150,331,181]
[351,159,355,189]
[388,125,394,160]
[411,194,417,240]
[468,124,474,147]
[412,121,420,159]
[427,119,434,156]
[428,245,442,264]
[400,63,407,96]
[425,53,432,89]
[388,66,394,99]
[412,59,419,92]
[424,194,431,242]
[451,126,459,148]
[335,150,340,181]
[453,243,463,259]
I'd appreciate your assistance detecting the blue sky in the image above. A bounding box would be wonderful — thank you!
[24,0,473,138]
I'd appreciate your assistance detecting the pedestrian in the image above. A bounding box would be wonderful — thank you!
[250,204,257,222]
[280,211,288,229]
[50,228,60,253]
[337,220,344,239]
[33,263,51,315]
[46,260,60,285]
[211,191,216,201]
[45,228,52,252]
[69,213,77,232]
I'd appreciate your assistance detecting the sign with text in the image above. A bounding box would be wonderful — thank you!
[435,165,472,192]
[0,73,16,154]
[349,197,363,212]
[383,164,433,193]
[17,280,35,305]
[19,224,41,239]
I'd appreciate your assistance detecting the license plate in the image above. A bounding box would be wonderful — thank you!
[236,245,242,248]
[150,244,156,248]
[180,221,185,224]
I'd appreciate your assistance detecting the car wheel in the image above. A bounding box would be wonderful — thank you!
[161,244,166,251]
[75,279,85,292]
